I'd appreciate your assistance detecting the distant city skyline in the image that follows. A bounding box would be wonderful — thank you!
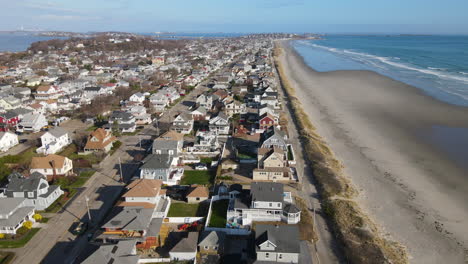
[1,0,468,34]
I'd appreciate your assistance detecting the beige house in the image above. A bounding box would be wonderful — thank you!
[186,185,209,203]
[30,154,73,181]
[84,128,117,153]
[253,147,291,181]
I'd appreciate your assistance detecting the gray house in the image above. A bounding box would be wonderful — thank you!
[4,172,64,210]
[260,127,288,151]
[0,198,35,235]
[82,239,139,264]
[255,224,300,263]
[139,154,183,185]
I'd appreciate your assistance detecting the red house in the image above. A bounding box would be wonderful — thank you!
[0,111,20,131]
[259,113,276,130]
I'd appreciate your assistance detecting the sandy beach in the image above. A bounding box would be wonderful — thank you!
[278,40,468,263]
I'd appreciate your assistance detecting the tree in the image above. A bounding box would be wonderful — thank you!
[33,213,43,222]
[23,221,33,230]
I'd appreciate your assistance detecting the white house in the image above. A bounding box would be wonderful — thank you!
[37,127,71,154]
[18,113,48,133]
[209,112,230,135]
[169,232,199,262]
[226,182,301,226]
[171,113,194,134]
[30,155,73,181]
[128,92,145,104]
[0,132,19,152]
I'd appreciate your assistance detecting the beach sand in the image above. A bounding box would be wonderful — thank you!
[278,40,468,263]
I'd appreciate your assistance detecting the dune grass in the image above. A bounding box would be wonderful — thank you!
[274,44,408,264]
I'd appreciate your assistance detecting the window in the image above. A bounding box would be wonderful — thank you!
[278,254,283,259]
[265,253,269,259]
[28,192,34,198]
[269,203,272,207]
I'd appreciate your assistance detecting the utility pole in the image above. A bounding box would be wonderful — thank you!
[85,196,92,222]
[118,157,124,182]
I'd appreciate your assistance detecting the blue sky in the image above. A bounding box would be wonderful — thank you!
[1,0,468,34]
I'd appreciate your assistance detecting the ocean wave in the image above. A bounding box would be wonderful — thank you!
[304,43,468,84]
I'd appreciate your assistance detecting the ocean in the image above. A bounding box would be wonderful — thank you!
[0,33,68,52]
[292,35,468,106]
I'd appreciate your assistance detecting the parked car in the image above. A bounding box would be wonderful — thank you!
[195,163,208,170]
[19,139,28,144]
[72,221,88,236]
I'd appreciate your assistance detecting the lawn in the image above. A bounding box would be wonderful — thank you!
[109,140,122,155]
[208,200,229,228]
[180,170,214,185]
[58,144,77,157]
[167,202,207,217]
[0,228,40,248]
[0,147,40,183]
[199,157,214,165]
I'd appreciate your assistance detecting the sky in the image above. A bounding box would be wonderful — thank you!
[1,0,468,34]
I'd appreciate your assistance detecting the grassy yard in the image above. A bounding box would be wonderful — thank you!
[208,200,229,228]
[0,228,40,248]
[167,202,208,217]
[109,140,122,155]
[58,144,77,157]
[0,147,40,183]
[180,170,214,185]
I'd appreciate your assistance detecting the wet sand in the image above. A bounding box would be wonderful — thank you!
[278,40,468,263]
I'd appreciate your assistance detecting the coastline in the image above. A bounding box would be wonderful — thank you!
[276,40,468,263]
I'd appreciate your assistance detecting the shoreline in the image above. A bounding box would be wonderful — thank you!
[277,40,468,263]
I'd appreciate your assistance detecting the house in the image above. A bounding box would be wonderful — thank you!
[129,92,145,103]
[119,179,170,218]
[198,231,226,255]
[120,179,164,206]
[0,111,21,130]
[0,198,35,235]
[191,106,208,121]
[4,172,64,210]
[37,127,71,154]
[30,155,73,181]
[253,147,292,181]
[224,100,246,117]
[0,132,18,152]
[254,224,300,263]
[209,112,230,135]
[17,113,47,133]
[83,86,105,98]
[171,113,194,134]
[226,182,301,226]
[260,127,288,151]
[196,94,214,109]
[104,111,136,133]
[187,131,219,153]
[35,85,60,100]
[149,92,169,111]
[82,239,139,264]
[84,128,117,153]
[139,154,183,185]
[168,232,199,262]
[102,207,154,238]
[152,130,183,156]
[186,185,209,203]
[259,113,277,131]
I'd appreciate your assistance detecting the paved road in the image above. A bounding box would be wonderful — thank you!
[272,53,343,264]
[9,130,150,264]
